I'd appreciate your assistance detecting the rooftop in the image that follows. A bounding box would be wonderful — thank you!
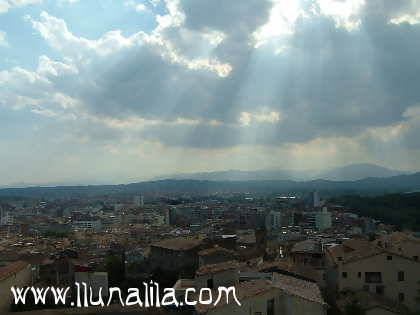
[273,273,326,306]
[194,278,273,314]
[291,239,323,254]
[196,260,239,276]
[151,236,204,251]
[0,260,29,282]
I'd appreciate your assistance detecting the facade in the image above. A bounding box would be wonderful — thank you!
[315,208,332,231]
[326,239,420,312]
[133,194,144,206]
[0,261,32,313]
[149,236,206,271]
[265,210,281,231]
[72,216,101,232]
[313,191,321,208]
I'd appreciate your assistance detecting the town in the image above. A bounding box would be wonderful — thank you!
[1,190,419,315]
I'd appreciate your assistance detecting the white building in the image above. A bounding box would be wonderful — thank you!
[73,216,102,232]
[315,207,332,231]
[0,207,14,226]
[313,191,321,208]
[133,194,144,206]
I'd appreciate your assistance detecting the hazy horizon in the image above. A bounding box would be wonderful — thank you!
[2,0,420,186]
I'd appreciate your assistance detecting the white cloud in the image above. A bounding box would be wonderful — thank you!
[239,110,281,126]
[124,0,149,13]
[0,31,8,46]
[317,0,365,31]
[254,0,306,47]
[0,0,41,14]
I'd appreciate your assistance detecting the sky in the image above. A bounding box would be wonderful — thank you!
[1,0,420,186]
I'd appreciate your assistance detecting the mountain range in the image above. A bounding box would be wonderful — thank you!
[153,163,409,182]
[0,167,419,199]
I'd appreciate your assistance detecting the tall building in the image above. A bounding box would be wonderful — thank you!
[165,206,176,226]
[315,207,332,231]
[313,190,321,208]
[133,194,144,206]
[265,210,282,231]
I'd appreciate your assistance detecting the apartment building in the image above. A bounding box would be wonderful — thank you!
[326,238,420,312]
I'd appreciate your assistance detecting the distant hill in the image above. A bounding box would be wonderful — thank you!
[0,172,419,198]
[331,192,420,230]
[154,163,408,182]
[316,163,407,181]
[153,169,314,181]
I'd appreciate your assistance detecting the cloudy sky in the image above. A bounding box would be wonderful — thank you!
[1,0,420,185]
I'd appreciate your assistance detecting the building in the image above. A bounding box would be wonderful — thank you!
[313,191,321,208]
[265,210,282,231]
[74,271,108,298]
[325,239,420,312]
[315,207,332,231]
[0,261,32,313]
[194,277,327,315]
[173,257,327,315]
[165,206,176,226]
[375,232,420,260]
[72,215,101,232]
[198,246,236,267]
[133,194,144,206]
[149,236,206,272]
[291,239,325,268]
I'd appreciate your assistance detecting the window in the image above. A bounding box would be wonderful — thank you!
[267,298,274,315]
[387,255,392,260]
[358,272,361,278]
[207,278,214,289]
[398,271,405,282]
[376,285,385,295]
[342,272,348,279]
[365,272,382,283]
[398,293,405,303]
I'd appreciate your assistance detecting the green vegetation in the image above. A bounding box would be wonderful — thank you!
[331,193,420,230]
[345,301,366,315]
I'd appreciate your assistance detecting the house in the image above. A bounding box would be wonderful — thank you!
[325,238,420,312]
[149,236,206,272]
[195,261,240,290]
[193,276,327,315]
[290,239,325,267]
[174,257,327,315]
[375,232,420,261]
[198,246,235,267]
